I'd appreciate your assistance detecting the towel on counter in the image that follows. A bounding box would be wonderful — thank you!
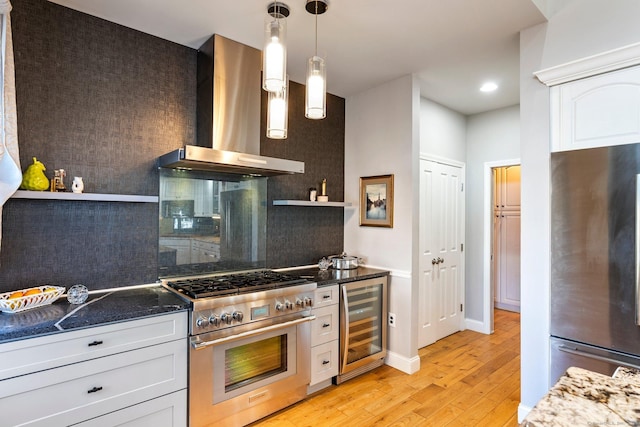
[0,0,21,253]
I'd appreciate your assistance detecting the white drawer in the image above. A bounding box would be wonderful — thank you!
[310,340,339,385]
[0,311,187,380]
[0,339,187,427]
[73,389,187,427]
[311,304,339,347]
[313,285,338,308]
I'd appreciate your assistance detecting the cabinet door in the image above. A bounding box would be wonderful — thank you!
[162,178,194,201]
[74,389,187,427]
[495,211,521,310]
[552,66,640,152]
[0,339,187,427]
[495,166,520,210]
[311,304,339,347]
[310,340,339,385]
[314,285,338,308]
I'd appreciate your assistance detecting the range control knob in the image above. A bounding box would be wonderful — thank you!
[295,298,303,307]
[196,317,209,328]
[221,312,232,325]
[275,302,285,312]
[232,311,244,322]
[208,315,219,327]
[285,300,293,310]
[304,297,313,307]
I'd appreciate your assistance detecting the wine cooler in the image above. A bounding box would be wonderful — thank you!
[335,275,388,384]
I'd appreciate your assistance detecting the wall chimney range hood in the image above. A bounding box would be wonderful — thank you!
[159,34,304,176]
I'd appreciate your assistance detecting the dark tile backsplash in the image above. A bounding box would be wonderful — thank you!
[0,0,345,293]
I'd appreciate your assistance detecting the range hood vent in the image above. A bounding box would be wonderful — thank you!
[159,34,304,176]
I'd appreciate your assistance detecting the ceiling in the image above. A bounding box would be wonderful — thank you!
[48,0,548,116]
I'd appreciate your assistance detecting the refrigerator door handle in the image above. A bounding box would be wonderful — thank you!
[637,174,640,326]
[340,284,351,373]
[558,344,640,370]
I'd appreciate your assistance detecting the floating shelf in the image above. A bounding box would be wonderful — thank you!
[273,200,352,207]
[11,190,158,203]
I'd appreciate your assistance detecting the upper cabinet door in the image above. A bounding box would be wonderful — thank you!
[551,66,640,152]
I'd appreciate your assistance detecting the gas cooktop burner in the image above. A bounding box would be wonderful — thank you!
[166,270,306,299]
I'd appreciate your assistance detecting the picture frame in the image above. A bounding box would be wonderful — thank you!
[360,174,394,227]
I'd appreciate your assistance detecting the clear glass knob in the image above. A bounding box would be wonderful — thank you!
[67,284,89,304]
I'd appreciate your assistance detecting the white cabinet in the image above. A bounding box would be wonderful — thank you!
[194,180,216,216]
[494,165,520,211]
[74,390,187,427]
[308,285,339,393]
[191,239,220,263]
[493,166,521,312]
[0,312,188,427]
[550,65,640,152]
[160,237,192,265]
[161,177,194,201]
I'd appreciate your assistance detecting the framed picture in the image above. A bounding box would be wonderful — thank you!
[360,174,394,227]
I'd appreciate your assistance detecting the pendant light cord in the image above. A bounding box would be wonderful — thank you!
[314,1,318,56]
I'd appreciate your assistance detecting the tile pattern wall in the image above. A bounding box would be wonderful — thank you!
[0,0,345,293]
[0,0,196,292]
[263,81,346,267]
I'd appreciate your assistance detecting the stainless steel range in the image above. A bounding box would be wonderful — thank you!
[163,270,317,427]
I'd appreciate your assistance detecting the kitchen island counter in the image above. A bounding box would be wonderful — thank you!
[281,266,389,286]
[0,285,189,344]
[521,366,640,426]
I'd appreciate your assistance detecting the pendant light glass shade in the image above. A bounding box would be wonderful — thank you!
[305,55,326,119]
[267,79,288,139]
[263,15,287,93]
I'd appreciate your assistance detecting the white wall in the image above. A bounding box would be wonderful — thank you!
[419,98,466,162]
[465,106,520,324]
[519,0,640,418]
[344,74,421,372]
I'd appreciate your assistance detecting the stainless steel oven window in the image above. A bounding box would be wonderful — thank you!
[211,324,298,404]
[224,334,287,392]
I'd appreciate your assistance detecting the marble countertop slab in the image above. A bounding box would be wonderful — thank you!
[0,285,189,344]
[521,366,640,426]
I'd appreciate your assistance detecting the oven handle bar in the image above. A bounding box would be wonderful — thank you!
[191,315,316,350]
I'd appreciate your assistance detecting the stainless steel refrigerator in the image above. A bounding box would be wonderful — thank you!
[550,143,640,383]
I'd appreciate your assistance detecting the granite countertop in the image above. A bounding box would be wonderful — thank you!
[521,366,640,426]
[0,285,189,344]
[282,266,390,286]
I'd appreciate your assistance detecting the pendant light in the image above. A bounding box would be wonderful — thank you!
[263,2,289,93]
[305,0,327,120]
[267,77,289,139]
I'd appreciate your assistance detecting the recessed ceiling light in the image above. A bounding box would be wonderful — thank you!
[480,82,498,92]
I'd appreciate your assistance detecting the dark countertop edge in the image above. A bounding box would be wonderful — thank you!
[0,285,190,345]
[278,265,390,287]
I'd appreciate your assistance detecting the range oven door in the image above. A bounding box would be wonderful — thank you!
[189,315,314,427]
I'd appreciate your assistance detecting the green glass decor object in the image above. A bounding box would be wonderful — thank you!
[20,157,49,191]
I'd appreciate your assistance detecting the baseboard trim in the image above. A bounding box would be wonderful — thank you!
[385,350,420,374]
[518,403,533,423]
[465,318,490,334]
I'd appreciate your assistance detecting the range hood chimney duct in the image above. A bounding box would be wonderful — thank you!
[159,34,304,176]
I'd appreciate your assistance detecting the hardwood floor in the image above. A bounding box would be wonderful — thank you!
[253,309,520,427]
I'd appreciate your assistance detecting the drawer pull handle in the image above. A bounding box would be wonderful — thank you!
[88,340,103,347]
[87,386,103,394]
[323,295,331,299]
[322,323,330,328]
[322,360,330,365]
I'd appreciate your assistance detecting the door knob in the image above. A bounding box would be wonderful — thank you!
[437,257,444,264]
[432,258,437,265]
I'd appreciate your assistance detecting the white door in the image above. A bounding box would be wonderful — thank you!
[419,159,465,348]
